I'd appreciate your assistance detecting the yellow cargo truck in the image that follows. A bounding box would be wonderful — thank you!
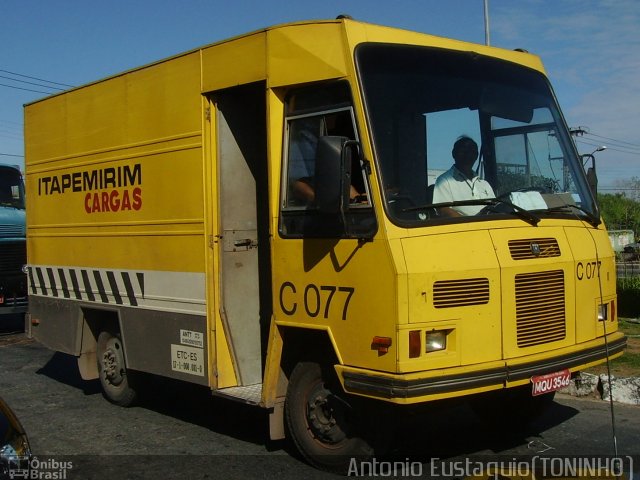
[24,17,625,472]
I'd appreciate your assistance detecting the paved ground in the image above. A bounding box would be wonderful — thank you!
[1,315,639,479]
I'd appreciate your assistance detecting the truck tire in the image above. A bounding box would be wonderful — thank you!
[96,330,137,407]
[284,361,373,474]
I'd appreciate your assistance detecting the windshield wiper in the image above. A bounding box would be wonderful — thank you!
[404,198,540,226]
[545,204,601,227]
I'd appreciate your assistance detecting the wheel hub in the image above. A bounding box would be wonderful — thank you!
[102,338,125,386]
[307,383,348,444]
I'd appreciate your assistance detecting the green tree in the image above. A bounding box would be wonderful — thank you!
[597,192,640,236]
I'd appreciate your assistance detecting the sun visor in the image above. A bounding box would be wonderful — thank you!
[480,84,534,123]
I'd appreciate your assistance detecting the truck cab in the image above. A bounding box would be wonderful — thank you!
[0,164,27,317]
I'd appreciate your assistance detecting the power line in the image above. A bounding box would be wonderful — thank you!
[581,136,640,153]
[0,69,75,88]
[586,132,640,149]
[0,82,52,95]
[0,152,23,158]
[0,68,75,96]
[576,139,640,156]
[572,125,640,156]
[0,74,65,92]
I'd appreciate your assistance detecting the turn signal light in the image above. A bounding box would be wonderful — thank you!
[611,299,616,322]
[409,330,421,358]
[371,336,392,355]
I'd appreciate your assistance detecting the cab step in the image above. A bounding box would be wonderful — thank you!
[213,383,263,405]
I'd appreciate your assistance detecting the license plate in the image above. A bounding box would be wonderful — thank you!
[531,369,571,396]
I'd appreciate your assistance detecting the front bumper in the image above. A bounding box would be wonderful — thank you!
[337,333,627,403]
[0,274,28,315]
[0,295,28,315]
[0,303,28,315]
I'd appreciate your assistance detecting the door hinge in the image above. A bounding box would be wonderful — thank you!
[205,106,211,122]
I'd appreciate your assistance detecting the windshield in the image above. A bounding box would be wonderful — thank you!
[356,43,596,226]
[0,166,25,210]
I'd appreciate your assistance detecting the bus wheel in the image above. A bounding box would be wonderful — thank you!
[285,361,373,474]
[97,330,137,407]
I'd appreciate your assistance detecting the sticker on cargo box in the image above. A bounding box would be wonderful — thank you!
[171,344,204,376]
[180,329,204,348]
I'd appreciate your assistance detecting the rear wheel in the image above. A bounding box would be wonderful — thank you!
[285,361,373,474]
[96,330,137,407]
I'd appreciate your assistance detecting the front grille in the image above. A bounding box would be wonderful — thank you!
[433,278,490,308]
[0,295,28,308]
[0,224,25,237]
[515,270,566,347]
[0,242,26,274]
[509,238,560,260]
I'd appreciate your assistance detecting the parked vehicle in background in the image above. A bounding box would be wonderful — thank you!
[0,394,31,479]
[0,164,27,318]
[622,242,640,262]
[608,229,635,254]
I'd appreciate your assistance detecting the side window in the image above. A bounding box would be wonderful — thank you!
[0,167,25,209]
[285,110,366,208]
[285,115,322,208]
[279,83,374,238]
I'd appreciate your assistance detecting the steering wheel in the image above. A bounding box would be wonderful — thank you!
[511,186,550,194]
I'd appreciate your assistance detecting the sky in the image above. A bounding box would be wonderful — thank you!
[1,0,638,192]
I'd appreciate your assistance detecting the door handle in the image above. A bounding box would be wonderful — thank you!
[233,239,255,248]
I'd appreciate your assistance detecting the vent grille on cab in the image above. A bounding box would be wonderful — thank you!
[515,270,566,347]
[509,238,560,260]
[433,278,490,308]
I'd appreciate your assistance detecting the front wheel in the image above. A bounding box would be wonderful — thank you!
[96,330,137,407]
[284,362,373,474]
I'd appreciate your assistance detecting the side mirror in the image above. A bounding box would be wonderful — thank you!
[582,153,598,197]
[586,167,598,198]
[314,136,375,240]
[314,136,352,215]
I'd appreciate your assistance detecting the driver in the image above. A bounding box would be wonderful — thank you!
[432,135,495,215]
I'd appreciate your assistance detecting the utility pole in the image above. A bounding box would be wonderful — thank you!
[570,126,588,137]
[484,0,491,46]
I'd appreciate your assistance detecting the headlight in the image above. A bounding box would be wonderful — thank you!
[425,330,447,352]
[597,303,608,321]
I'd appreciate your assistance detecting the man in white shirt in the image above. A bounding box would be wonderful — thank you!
[432,136,495,215]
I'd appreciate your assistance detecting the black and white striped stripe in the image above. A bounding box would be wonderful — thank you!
[29,266,144,307]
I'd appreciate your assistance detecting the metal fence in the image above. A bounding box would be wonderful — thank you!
[617,260,640,278]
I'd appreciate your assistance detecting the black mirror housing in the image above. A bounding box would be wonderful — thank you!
[314,136,352,214]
